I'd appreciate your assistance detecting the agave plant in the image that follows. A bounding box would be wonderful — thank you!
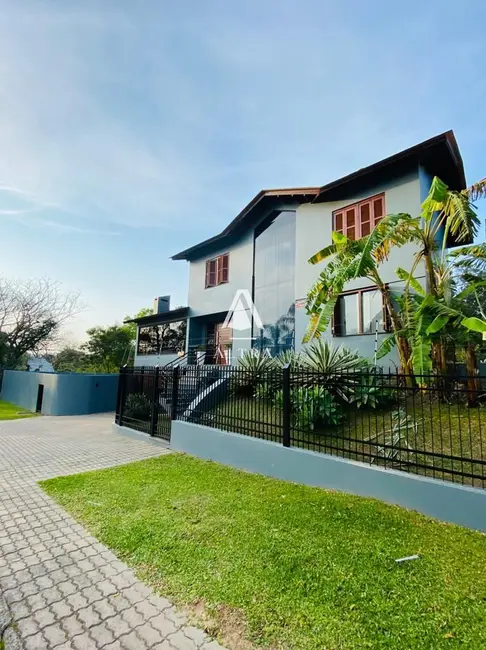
[298,340,368,402]
[363,409,420,466]
[301,339,368,373]
[236,350,277,393]
[274,349,303,369]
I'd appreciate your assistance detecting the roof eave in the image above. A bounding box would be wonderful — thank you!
[171,187,320,261]
[124,307,189,326]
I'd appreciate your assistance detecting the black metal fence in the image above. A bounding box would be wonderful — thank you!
[115,366,175,441]
[116,365,486,488]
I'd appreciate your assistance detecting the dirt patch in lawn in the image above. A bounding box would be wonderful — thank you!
[187,600,255,650]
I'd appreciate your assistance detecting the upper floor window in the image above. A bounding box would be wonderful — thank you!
[205,253,229,288]
[333,194,385,240]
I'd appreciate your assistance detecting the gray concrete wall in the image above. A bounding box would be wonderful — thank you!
[1,370,118,416]
[294,170,425,364]
[171,420,486,532]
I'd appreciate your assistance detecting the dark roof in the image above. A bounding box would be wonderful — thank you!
[124,307,188,326]
[172,130,465,261]
[171,187,320,260]
[313,130,465,203]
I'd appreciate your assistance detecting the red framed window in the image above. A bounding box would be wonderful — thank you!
[333,194,385,240]
[205,253,229,288]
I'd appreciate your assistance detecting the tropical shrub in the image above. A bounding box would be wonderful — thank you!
[236,350,277,393]
[124,393,151,421]
[349,373,395,409]
[274,349,303,369]
[254,382,276,401]
[273,385,344,429]
[292,386,343,429]
[298,340,368,402]
[300,339,368,373]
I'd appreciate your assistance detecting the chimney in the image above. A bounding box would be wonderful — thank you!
[153,295,170,314]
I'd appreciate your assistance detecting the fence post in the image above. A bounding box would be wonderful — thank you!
[150,366,160,437]
[117,366,127,426]
[282,364,291,447]
[171,366,180,420]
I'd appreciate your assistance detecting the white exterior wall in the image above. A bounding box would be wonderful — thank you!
[187,232,254,356]
[294,171,425,365]
[187,233,254,316]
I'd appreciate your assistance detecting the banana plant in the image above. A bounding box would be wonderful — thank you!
[304,175,485,384]
[304,214,415,377]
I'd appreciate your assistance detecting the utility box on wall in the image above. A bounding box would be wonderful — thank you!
[0,371,119,416]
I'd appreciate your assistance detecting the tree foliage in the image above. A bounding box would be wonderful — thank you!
[0,277,81,370]
[122,307,153,339]
[81,325,134,373]
[52,347,92,373]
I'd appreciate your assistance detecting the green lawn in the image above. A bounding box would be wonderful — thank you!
[0,399,37,420]
[42,455,486,650]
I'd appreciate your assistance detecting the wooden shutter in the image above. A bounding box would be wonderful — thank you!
[345,206,357,240]
[359,201,371,237]
[206,259,217,287]
[373,196,384,225]
[217,256,223,285]
[221,254,229,283]
[334,211,344,234]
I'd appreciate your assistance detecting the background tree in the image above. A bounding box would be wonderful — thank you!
[52,347,92,373]
[122,307,152,339]
[52,306,152,373]
[81,325,134,373]
[0,277,81,370]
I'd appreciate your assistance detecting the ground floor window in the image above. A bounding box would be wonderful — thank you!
[333,288,388,336]
[137,320,187,355]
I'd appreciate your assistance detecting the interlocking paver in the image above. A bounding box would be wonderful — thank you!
[0,414,227,649]
[42,622,67,646]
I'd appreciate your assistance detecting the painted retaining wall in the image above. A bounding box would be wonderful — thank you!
[171,420,486,532]
[1,370,119,416]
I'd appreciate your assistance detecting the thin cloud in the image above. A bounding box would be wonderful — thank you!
[0,207,43,215]
[28,218,120,236]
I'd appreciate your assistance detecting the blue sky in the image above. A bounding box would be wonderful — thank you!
[1,0,485,343]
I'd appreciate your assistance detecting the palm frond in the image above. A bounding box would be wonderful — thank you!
[442,190,479,243]
[376,333,398,359]
[421,176,449,220]
[422,176,479,243]
[461,317,486,333]
[411,333,433,377]
[308,244,338,265]
[425,314,450,335]
[466,178,486,201]
[372,213,418,263]
[395,267,425,296]
[302,297,337,343]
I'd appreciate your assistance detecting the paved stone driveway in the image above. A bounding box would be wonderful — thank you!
[0,414,226,650]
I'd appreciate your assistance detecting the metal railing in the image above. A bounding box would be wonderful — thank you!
[116,365,486,488]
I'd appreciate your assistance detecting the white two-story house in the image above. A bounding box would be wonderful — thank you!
[129,130,466,367]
